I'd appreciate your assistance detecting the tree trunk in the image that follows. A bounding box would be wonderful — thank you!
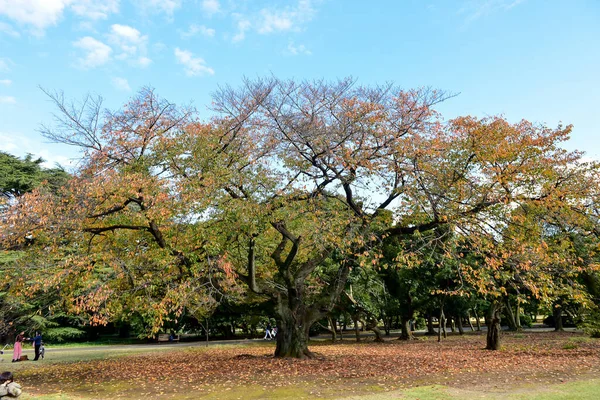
[486,302,502,350]
[438,308,446,342]
[426,313,436,335]
[383,314,391,336]
[515,298,522,331]
[466,311,475,331]
[553,305,564,332]
[398,317,414,340]
[504,298,518,331]
[365,318,384,342]
[352,315,361,342]
[456,315,464,335]
[327,316,337,343]
[474,309,482,331]
[275,310,313,359]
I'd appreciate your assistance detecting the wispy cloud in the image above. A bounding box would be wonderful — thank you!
[0,0,120,36]
[73,36,112,68]
[231,0,316,42]
[71,0,120,20]
[232,18,251,43]
[112,77,131,91]
[459,0,526,24]
[285,41,311,56]
[0,58,12,72]
[0,79,11,86]
[109,24,151,67]
[201,0,220,16]
[180,24,215,39]
[174,48,214,77]
[135,0,181,17]
[0,58,13,72]
[0,95,17,104]
[0,21,20,38]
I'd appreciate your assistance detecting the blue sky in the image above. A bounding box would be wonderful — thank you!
[0,0,599,167]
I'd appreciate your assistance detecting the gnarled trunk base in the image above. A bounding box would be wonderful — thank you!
[274,319,314,359]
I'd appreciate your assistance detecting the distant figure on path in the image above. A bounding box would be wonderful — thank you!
[0,371,22,398]
[12,332,25,363]
[28,332,43,361]
[264,323,273,340]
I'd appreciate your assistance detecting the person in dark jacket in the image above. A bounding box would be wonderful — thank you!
[28,332,42,361]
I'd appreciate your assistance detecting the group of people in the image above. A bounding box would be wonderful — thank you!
[0,372,21,398]
[263,323,277,340]
[12,331,43,362]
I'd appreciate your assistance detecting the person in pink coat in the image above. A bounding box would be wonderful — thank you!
[12,332,25,362]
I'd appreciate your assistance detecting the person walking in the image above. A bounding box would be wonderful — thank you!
[264,323,272,340]
[28,332,43,361]
[12,332,25,362]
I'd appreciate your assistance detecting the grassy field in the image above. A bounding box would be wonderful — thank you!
[3,331,599,399]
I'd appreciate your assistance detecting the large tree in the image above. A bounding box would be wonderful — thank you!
[1,80,597,358]
[210,78,596,356]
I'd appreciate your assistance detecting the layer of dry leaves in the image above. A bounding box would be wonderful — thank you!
[20,331,600,399]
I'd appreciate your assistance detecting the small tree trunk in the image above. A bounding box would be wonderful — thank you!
[366,319,384,342]
[456,315,464,335]
[383,314,391,336]
[504,298,518,331]
[486,302,502,350]
[327,316,337,343]
[438,308,446,342]
[352,315,361,342]
[515,298,522,330]
[474,309,482,331]
[553,305,564,332]
[466,311,475,331]
[426,313,436,335]
[398,317,414,340]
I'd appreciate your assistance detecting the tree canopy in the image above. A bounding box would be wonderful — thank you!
[1,79,598,356]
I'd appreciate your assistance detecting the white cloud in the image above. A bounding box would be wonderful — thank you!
[112,77,131,91]
[232,18,251,43]
[0,21,20,37]
[0,58,14,72]
[258,10,293,34]
[201,0,220,16]
[0,95,16,104]
[286,41,311,56]
[71,0,119,20]
[73,36,112,68]
[259,0,314,34]
[0,0,71,34]
[180,24,215,38]
[0,79,11,86]
[135,0,181,17]
[138,56,152,67]
[231,0,316,42]
[0,0,120,35]
[109,24,151,67]
[174,48,214,77]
